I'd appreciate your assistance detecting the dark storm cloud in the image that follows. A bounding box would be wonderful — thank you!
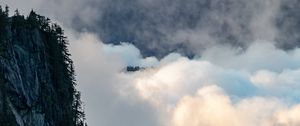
[31,0,300,58]
[2,0,300,58]
[275,0,300,49]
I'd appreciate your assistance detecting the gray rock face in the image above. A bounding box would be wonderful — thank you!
[1,28,51,126]
[0,9,85,126]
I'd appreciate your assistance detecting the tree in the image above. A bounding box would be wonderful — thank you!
[5,5,9,16]
[14,9,20,16]
[27,10,38,28]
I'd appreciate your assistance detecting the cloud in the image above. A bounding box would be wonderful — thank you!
[102,43,159,67]
[114,41,300,126]
[251,69,300,88]
[128,58,255,105]
[272,105,300,125]
[67,31,163,126]
[6,0,300,58]
[171,85,300,126]
[201,41,300,72]
[66,29,300,126]
[250,69,300,102]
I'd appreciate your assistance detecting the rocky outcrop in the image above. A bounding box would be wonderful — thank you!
[0,7,85,126]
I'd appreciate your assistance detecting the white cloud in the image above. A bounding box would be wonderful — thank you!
[201,41,300,72]
[102,43,159,67]
[67,31,163,126]
[113,41,300,126]
[251,69,300,87]
[272,105,300,125]
[250,69,300,102]
[67,33,300,125]
[172,85,300,126]
[128,58,256,106]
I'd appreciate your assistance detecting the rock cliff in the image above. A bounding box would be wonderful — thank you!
[0,7,85,126]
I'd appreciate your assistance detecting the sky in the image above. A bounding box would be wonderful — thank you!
[2,0,300,126]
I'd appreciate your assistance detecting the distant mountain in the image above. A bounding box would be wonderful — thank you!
[0,6,86,126]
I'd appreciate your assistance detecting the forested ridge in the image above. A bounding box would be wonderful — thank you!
[0,6,86,126]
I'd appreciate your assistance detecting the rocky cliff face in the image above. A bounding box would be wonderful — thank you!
[0,7,85,126]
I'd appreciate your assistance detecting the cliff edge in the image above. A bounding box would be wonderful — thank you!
[0,6,86,126]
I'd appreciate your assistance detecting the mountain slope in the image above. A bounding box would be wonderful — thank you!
[0,7,85,126]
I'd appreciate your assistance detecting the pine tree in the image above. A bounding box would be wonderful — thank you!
[5,5,9,16]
